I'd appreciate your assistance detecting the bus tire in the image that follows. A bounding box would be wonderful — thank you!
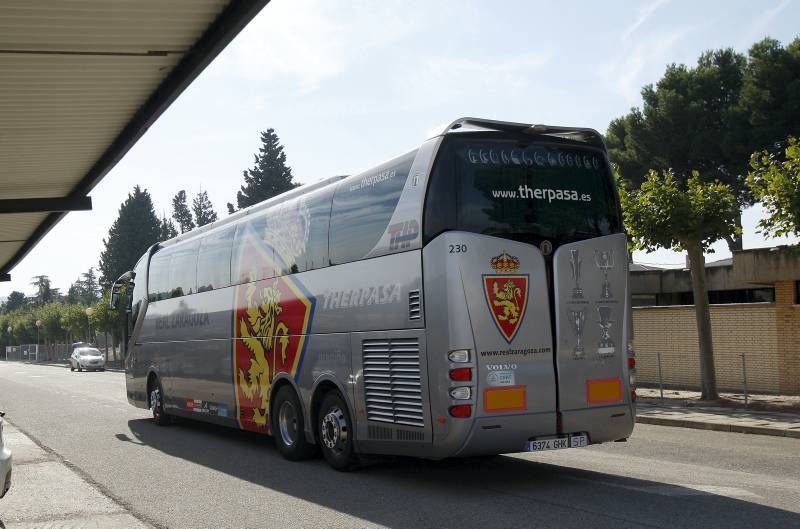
[149,377,171,426]
[317,390,359,471]
[271,385,315,461]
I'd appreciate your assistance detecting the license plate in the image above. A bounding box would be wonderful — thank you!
[526,434,588,452]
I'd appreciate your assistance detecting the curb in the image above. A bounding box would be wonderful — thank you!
[636,415,800,439]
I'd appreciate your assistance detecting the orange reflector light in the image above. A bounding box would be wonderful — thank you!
[449,404,472,418]
[628,357,636,370]
[449,367,472,381]
[483,386,527,413]
[586,378,623,405]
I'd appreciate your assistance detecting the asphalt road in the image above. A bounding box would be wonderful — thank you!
[0,362,798,529]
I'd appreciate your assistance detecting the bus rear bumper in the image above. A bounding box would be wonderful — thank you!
[450,404,634,457]
[560,404,635,444]
[452,412,557,457]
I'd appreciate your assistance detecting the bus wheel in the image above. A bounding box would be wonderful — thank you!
[318,391,359,471]
[149,378,171,426]
[271,385,315,461]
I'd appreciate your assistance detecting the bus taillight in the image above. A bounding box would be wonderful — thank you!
[449,367,472,381]
[449,404,472,418]
[627,341,637,395]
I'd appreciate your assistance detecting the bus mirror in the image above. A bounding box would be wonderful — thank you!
[110,291,120,310]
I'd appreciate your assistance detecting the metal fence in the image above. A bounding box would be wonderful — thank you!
[652,350,752,406]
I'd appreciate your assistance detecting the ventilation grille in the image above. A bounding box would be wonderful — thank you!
[368,424,393,440]
[409,289,421,320]
[363,338,424,428]
[396,429,425,441]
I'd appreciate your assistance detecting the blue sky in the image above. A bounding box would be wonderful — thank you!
[2,0,799,297]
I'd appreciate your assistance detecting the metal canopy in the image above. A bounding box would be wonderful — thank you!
[0,0,268,282]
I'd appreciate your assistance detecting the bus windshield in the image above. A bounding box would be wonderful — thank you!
[423,135,621,248]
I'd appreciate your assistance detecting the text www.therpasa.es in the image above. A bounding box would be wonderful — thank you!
[491,185,592,203]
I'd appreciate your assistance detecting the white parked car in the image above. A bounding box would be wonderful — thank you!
[0,411,11,499]
[70,347,106,372]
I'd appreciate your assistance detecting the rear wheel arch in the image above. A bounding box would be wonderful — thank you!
[309,378,352,445]
[269,377,305,426]
[146,370,160,408]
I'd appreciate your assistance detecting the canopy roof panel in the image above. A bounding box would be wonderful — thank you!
[0,0,268,281]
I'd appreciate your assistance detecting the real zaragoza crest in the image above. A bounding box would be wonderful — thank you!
[232,224,315,433]
[483,251,529,343]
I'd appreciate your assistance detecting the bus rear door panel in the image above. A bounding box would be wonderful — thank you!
[553,233,635,443]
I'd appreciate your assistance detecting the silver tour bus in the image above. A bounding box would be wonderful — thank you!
[112,118,636,470]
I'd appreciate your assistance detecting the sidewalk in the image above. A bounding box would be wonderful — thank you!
[0,421,150,529]
[636,402,800,439]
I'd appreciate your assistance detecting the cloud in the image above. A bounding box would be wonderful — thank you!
[599,27,689,104]
[215,0,423,93]
[622,0,671,41]
[411,52,551,105]
[740,0,792,46]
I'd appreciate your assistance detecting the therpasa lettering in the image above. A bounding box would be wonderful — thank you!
[321,283,402,310]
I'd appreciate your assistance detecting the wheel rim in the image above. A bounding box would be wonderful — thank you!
[150,388,161,417]
[321,406,348,453]
[278,400,298,447]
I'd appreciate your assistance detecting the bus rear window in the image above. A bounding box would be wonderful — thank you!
[424,137,621,247]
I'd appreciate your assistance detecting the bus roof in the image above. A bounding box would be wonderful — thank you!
[158,174,347,249]
[158,117,604,250]
[432,117,604,148]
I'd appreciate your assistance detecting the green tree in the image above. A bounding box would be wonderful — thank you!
[2,291,26,312]
[172,190,195,233]
[30,275,53,306]
[608,37,800,252]
[607,48,750,250]
[739,38,800,151]
[35,302,65,360]
[747,136,800,237]
[192,190,218,227]
[89,292,122,360]
[67,268,100,305]
[9,310,35,344]
[159,215,178,240]
[61,303,89,343]
[228,128,298,213]
[619,170,739,401]
[99,186,161,288]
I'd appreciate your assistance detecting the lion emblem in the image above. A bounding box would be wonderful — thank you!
[492,279,522,324]
[237,280,289,428]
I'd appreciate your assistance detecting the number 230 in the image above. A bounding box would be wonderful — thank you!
[449,244,467,254]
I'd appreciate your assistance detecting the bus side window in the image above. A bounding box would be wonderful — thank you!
[148,252,171,302]
[231,214,274,284]
[197,226,234,292]
[304,188,333,271]
[167,240,199,299]
[329,151,416,265]
[276,188,333,275]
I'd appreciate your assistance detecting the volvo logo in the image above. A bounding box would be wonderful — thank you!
[539,240,553,256]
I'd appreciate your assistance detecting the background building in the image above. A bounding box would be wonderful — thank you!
[631,246,800,394]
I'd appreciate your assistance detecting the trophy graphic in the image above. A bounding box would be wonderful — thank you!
[596,306,615,357]
[568,309,586,359]
[594,249,615,299]
[569,249,583,299]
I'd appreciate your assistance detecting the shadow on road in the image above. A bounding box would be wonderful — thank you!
[125,417,800,529]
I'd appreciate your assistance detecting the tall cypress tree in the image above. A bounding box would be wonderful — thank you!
[228,128,298,213]
[159,215,178,240]
[172,190,195,233]
[99,186,161,287]
[192,191,218,227]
